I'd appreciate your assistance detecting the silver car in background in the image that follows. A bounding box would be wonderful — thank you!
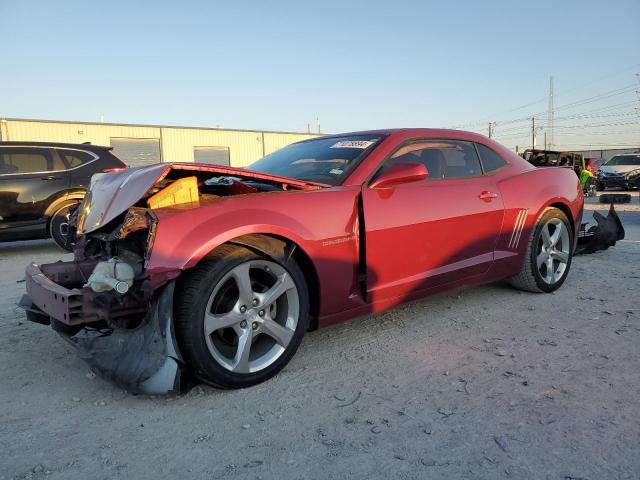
[596,153,640,190]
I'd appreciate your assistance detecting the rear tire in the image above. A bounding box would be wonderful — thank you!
[49,201,79,251]
[174,244,309,389]
[508,207,573,293]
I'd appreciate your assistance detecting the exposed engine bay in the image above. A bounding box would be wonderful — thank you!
[62,169,297,330]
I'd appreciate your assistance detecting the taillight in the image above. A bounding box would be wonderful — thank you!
[103,167,126,173]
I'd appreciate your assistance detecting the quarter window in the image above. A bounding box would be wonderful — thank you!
[476,143,507,173]
[59,149,96,168]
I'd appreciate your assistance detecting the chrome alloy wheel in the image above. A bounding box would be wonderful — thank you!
[536,218,570,284]
[203,259,299,374]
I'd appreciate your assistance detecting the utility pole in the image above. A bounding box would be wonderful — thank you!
[531,117,536,149]
[487,122,494,138]
[547,76,554,149]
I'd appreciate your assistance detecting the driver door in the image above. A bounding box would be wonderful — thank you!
[362,139,504,303]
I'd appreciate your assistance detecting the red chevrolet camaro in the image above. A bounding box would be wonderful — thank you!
[22,129,583,393]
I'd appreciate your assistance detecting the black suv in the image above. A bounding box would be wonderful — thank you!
[0,142,126,250]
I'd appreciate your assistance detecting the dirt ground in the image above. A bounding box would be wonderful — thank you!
[1,202,639,480]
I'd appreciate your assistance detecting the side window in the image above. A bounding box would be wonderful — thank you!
[376,140,482,181]
[0,148,52,174]
[476,143,507,173]
[440,141,482,178]
[59,149,96,169]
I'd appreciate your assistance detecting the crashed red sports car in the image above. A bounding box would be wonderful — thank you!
[22,129,592,393]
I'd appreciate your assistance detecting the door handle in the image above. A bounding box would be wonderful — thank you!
[479,191,498,201]
[41,175,57,180]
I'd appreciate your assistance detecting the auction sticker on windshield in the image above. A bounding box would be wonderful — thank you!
[330,140,377,149]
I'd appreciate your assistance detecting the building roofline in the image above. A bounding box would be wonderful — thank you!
[0,140,113,150]
[0,117,322,137]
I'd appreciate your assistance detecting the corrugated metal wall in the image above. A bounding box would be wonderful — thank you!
[161,127,265,167]
[3,120,161,146]
[263,132,314,156]
[0,118,320,167]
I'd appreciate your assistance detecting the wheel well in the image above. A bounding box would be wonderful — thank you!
[549,202,575,237]
[205,233,321,331]
[44,192,85,226]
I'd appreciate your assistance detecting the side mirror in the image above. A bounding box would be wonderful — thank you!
[369,162,429,189]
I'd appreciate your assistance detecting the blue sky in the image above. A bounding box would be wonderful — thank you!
[1,0,638,149]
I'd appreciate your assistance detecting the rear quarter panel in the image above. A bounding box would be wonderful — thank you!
[489,166,583,279]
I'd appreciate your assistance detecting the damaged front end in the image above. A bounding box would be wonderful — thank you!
[575,204,625,255]
[21,206,184,394]
[21,163,322,394]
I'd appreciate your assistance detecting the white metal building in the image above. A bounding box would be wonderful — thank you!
[0,118,321,167]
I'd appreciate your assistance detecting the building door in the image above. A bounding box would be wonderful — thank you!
[110,138,161,167]
[194,146,230,166]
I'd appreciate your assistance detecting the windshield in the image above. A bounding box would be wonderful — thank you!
[605,154,640,166]
[249,134,385,185]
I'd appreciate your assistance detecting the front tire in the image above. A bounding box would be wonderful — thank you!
[508,207,573,293]
[174,244,309,388]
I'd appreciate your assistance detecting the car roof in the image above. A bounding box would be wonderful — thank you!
[0,141,112,151]
[311,128,480,136]
[296,128,495,143]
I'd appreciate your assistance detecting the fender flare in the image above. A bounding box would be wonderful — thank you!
[148,226,322,330]
[44,189,86,220]
[536,197,577,236]
[225,233,321,329]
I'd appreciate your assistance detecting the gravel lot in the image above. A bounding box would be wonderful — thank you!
[1,202,639,480]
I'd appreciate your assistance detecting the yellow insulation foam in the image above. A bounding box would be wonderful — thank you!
[147,176,199,209]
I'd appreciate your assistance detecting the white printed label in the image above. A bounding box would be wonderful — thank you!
[330,140,375,149]
[329,168,343,175]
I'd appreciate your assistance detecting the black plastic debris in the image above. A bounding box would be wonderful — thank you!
[575,204,625,255]
[71,282,184,395]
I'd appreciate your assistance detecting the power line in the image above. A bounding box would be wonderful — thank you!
[477,93,638,135]
[525,84,637,118]
[449,63,640,129]
[492,97,638,138]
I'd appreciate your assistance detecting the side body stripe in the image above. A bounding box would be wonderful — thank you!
[508,209,529,249]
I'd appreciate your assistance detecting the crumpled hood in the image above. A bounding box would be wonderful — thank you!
[599,165,640,175]
[78,163,326,234]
